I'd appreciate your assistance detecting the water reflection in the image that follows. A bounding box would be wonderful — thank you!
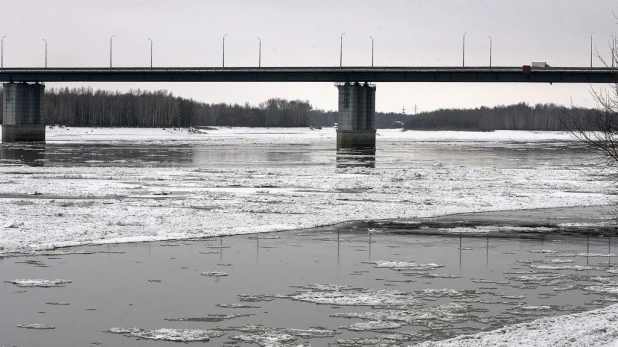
[336,149,376,168]
[0,144,46,166]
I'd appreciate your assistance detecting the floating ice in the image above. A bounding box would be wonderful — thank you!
[216,303,261,309]
[228,324,335,346]
[229,332,296,346]
[528,250,558,254]
[346,320,403,331]
[17,323,55,329]
[106,327,224,342]
[368,260,444,271]
[332,302,475,327]
[282,283,419,308]
[201,271,228,277]
[5,279,72,287]
[584,286,618,295]
[529,265,600,271]
[165,314,253,322]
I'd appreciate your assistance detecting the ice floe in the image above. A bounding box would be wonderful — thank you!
[279,283,420,309]
[165,314,254,322]
[367,260,444,271]
[5,279,72,287]
[201,271,228,277]
[106,327,224,342]
[227,324,335,346]
[346,320,404,331]
[17,323,55,329]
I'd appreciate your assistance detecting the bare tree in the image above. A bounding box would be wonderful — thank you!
[568,30,618,168]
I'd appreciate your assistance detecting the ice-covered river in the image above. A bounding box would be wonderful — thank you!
[1,127,618,346]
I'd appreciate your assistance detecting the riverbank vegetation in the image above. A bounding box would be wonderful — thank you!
[0,86,602,130]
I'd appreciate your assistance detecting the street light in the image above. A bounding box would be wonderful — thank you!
[42,39,47,68]
[590,32,594,67]
[148,38,153,68]
[370,36,374,67]
[257,37,261,67]
[488,36,492,67]
[1,36,6,69]
[462,32,467,67]
[222,34,227,67]
[110,35,115,68]
[340,32,345,68]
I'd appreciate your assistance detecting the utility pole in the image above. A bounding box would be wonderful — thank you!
[110,35,115,68]
[340,32,345,68]
[370,36,374,67]
[222,34,227,67]
[462,32,467,67]
[488,36,492,67]
[42,39,47,68]
[414,104,418,115]
[2,36,6,69]
[590,32,594,68]
[148,38,153,68]
[257,37,261,67]
[402,106,406,115]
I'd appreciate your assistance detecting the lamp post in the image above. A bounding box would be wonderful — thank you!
[257,37,261,67]
[340,32,345,68]
[462,32,467,67]
[42,39,47,68]
[488,36,492,67]
[148,38,153,68]
[370,36,374,67]
[590,32,594,68]
[222,34,227,67]
[1,36,6,69]
[110,35,115,68]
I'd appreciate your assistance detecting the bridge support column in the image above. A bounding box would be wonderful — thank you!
[2,83,46,142]
[336,82,376,150]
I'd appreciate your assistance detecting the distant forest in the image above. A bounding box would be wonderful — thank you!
[0,86,599,131]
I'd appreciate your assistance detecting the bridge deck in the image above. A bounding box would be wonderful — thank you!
[0,66,616,83]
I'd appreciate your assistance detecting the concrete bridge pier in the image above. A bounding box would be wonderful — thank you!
[2,83,46,142]
[336,82,376,150]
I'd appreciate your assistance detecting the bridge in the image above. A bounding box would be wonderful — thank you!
[1,66,617,83]
[1,66,617,146]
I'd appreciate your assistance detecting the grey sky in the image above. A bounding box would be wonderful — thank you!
[2,0,617,112]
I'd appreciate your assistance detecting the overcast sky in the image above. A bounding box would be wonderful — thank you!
[2,0,617,112]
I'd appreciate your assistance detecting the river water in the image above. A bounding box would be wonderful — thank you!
[0,128,615,346]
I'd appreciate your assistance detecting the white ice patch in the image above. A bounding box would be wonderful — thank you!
[17,323,55,329]
[368,260,444,271]
[584,286,618,295]
[228,324,335,346]
[5,279,72,287]
[281,283,420,308]
[529,265,600,271]
[346,320,403,331]
[106,327,224,342]
[201,271,228,277]
[332,302,475,326]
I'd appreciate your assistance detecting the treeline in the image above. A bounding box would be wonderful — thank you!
[0,87,314,128]
[0,87,601,131]
[402,103,599,131]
